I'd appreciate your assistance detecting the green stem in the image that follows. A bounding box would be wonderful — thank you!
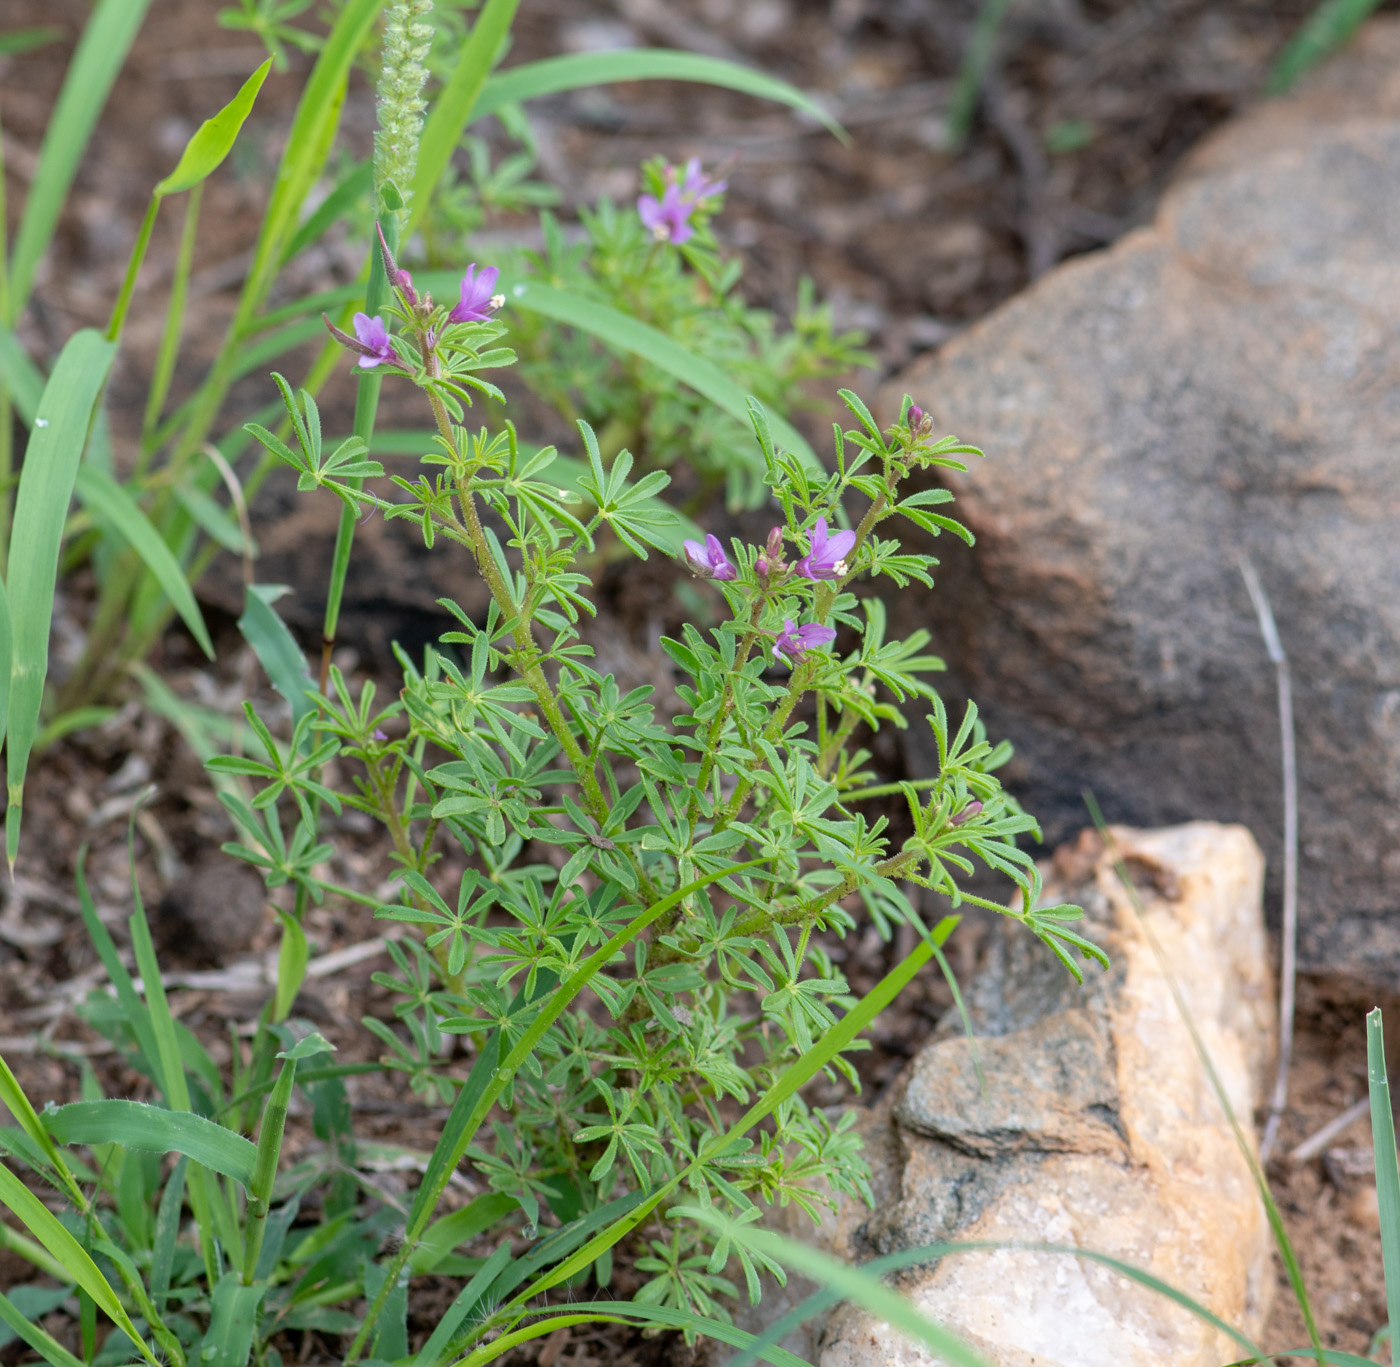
[139,182,203,461]
[685,598,765,823]
[106,194,162,343]
[320,214,396,692]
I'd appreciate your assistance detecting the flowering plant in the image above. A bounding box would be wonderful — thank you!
[223,246,1104,1356]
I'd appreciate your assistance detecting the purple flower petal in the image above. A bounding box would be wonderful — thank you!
[773,618,836,664]
[795,515,857,581]
[351,312,398,369]
[448,263,501,324]
[683,533,735,581]
[681,157,727,201]
[638,185,695,244]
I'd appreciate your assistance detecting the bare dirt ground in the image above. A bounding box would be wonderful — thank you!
[0,0,1392,1360]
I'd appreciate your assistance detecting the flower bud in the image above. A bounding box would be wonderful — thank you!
[949,800,983,827]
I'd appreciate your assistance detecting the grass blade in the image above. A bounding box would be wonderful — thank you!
[201,1272,267,1367]
[239,583,315,729]
[1267,0,1385,94]
[0,1051,84,1204]
[443,276,822,476]
[412,1242,512,1367]
[0,27,64,57]
[0,1288,83,1367]
[7,0,153,318]
[702,1219,997,1367]
[74,464,214,658]
[155,58,272,197]
[44,1100,256,1185]
[0,325,42,422]
[411,1192,517,1274]
[718,1235,1270,1367]
[5,328,116,863]
[1368,1008,1400,1353]
[474,50,843,139]
[281,158,372,266]
[128,845,230,1280]
[451,1303,811,1367]
[150,1155,187,1316]
[407,0,520,236]
[0,1159,157,1364]
[242,0,384,312]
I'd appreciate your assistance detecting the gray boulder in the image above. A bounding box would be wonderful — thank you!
[882,21,1400,981]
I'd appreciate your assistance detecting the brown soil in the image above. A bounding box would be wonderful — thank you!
[0,0,1394,1362]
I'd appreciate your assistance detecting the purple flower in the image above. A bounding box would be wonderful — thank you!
[351,313,398,369]
[638,185,695,244]
[773,618,836,665]
[908,404,924,429]
[795,516,856,581]
[682,534,736,581]
[448,263,502,324]
[681,157,727,202]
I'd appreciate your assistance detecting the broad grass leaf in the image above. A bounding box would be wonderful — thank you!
[5,328,117,863]
[7,0,153,315]
[155,57,272,197]
[472,50,843,139]
[74,464,214,658]
[43,1100,256,1186]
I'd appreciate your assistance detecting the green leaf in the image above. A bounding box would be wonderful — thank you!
[150,1156,187,1316]
[474,50,843,140]
[274,913,308,1023]
[516,922,946,1307]
[239,583,315,729]
[1268,0,1385,94]
[7,0,153,316]
[0,27,64,58]
[1369,1008,1400,1356]
[75,464,214,658]
[0,325,43,424]
[239,0,384,314]
[411,1192,517,1274]
[282,157,372,265]
[0,1051,82,1202]
[495,279,821,477]
[0,1159,156,1364]
[200,1273,267,1367]
[0,1287,82,1366]
[5,329,117,863]
[43,1100,257,1186]
[155,58,273,197]
[410,1242,512,1367]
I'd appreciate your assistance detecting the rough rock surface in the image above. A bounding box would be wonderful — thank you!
[881,22,1400,980]
[816,822,1275,1367]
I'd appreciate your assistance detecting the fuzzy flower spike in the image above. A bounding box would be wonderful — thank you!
[638,184,695,244]
[682,534,736,581]
[449,263,502,324]
[773,618,836,664]
[796,516,856,581]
